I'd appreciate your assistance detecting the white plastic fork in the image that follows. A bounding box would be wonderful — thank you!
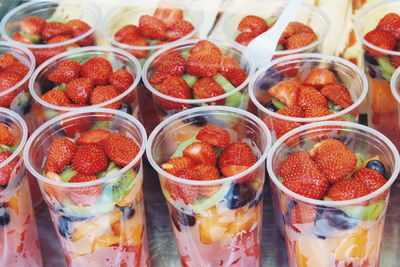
[247,0,304,68]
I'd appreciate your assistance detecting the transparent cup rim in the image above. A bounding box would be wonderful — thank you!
[222,0,331,56]
[267,121,400,207]
[390,67,400,103]
[0,107,28,169]
[29,46,142,112]
[101,0,203,51]
[142,38,256,104]
[249,53,368,122]
[23,107,147,188]
[354,0,400,57]
[0,41,36,97]
[146,105,272,186]
[0,0,101,49]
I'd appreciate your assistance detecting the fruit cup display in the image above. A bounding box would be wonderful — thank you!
[29,46,141,131]
[0,0,100,66]
[249,53,368,143]
[23,108,149,266]
[102,0,202,62]
[222,0,330,57]
[0,108,42,266]
[147,106,271,267]
[354,0,400,148]
[267,121,400,267]
[142,39,255,122]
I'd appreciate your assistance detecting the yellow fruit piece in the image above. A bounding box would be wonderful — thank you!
[71,222,98,242]
[91,235,120,253]
[117,187,143,207]
[226,207,258,234]
[112,221,121,236]
[124,224,143,246]
[109,210,122,225]
[333,227,368,260]
[295,241,309,267]
[7,194,19,216]
[198,207,230,244]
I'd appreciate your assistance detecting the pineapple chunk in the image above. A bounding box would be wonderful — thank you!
[91,235,120,253]
[71,222,98,242]
[295,241,309,267]
[226,207,259,234]
[7,194,19,215]
[333,227,368,260]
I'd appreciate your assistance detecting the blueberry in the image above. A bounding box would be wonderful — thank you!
[367,66,377,78]
[366,160,387,178]
[119,103,133,115]
[0,184,7,189]
[364,51,378,66]
[170,209,196,231]
[183,116,207,127]
[40,79,58,95]
[264,100,277,112]
[314,206,357,238]
[0,207,10,226]
[58,215,72,238]
[119,205,136,220]
[224,183,257,210]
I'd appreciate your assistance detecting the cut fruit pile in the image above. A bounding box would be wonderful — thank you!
[150,40,248,110]
[12,16,94,65]
[235,16,317,50]
[0,122,19,189]
[263,68,355,140]
[114,7,195,58]
[40,56,134,109]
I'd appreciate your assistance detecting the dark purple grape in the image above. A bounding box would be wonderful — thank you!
[264,100,277,112]
[183,116,207,127]
[0,207,10,226]
[314,206,357,238]
[364,51,378,66]
[224,183,257,209]
[366,160,387,178]
[170,209,196,231]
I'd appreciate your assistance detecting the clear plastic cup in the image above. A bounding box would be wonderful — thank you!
[267,121,400,267]
[222,0,330,57]
[0,0,101,66]
[142,39,255,124]
[390,67,400,150]
[23,108,149,266]
[29,46,141,131]
[354,0,400,148]
[0,107,42,266]
[101,0,203,61]
[249,53,368,143]
[147,106,271,266]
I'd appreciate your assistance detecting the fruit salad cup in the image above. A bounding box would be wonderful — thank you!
[390,67,400,140]
[102,0,202,62]
[147,106,271,267]
[222,0,330,58]
[249,53,368,143]
[142,39,255,123]
[354,0,400,149]
[267,121,400,267]
[0,0,100,66]
[0,108,42,266]
[23,108,149,266]
[29,46,141,131]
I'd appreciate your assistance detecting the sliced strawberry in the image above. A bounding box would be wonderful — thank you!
[196,124,230,148]
[0,72,22,107]
[327,178,370,201]
[268,79,300,105]
[286,32,317,50]
[61,116,93,138]
[304,106,337,118]
[161,156,196,175]
[154,7,183,28]
[166,19,194,41]
[65,19,94,46]
[138,15,167,40]
[20,16,46,35]
[320,82,353,109]
[290,204,316,224]
[71,144,108,175]
[41,22,72,40]
[45,137,77,173]
[68,173,102,206]
[238,15,267,35]
[12,32,34,44]
[120,37,149,59]
[235,32,257,46]
[220,165,250,177]
[109,69,134,93]
[192,77,225,105]
[363,29,396,56]
[186,53,221,77]
[80,57,113,85]
[167,168,199,204]
[66,77,94,104]
[150,54,186,85]
[77,129,111,145]
[310,139,357,183]
[155,76,191,110]
[272,54,300,77]
[101,133,140,167]
[193,164,220,180]
[41,89,71,107]
[279,151,329,199]
[183,142,217,165]
[32,46,67,66]
[263,105,304,140]
[352,168,386,193]
[219,56,248,87]
[376,13,400,39]
[46,35,77,46]
[190,40,222,56]
[390,53,400,68]
[303,69,336,89]
[48,60,81,83]
[0,123,15,146]
[114,25,140,43]
[0,52,18,69]
[218,142,257,167]
[0,152,19,185]
[297,85,327,110]
[90,85,121,109]
[279,22,315,44]
[3,62,29,77]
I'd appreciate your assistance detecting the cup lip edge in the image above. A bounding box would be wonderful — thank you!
[390,67,400,102]
[248,52,369,122]
[141,38,256,104]
[28,46,142,112]
[0,107,28,169]
[266,121,400,207]
[146,105,272,186]
[221,0,331,56]
[22,107,148,188]
[354,0,400,56]
[0,41,36,97]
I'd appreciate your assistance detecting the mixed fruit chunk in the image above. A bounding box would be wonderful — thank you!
[149,40,248,110]
[114,7,195,59]
[262,68,356,140]
[235,15,317,50]
[0,122,19,191]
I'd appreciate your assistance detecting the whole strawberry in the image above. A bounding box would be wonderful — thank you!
[40,89,71,107]
[45,137,77,173]
[320,82,353,109]
[219,56,248,87]
[192,77,225,105]
[0,72,22,107]
[238,15,267,35]
[41,21,72,40]
[101,133,140,167]
[71,144,108,175]
[352,168,387,193]
[196,124,230,148]
[109,69,134,93]
[90,85,120,109]
[166,20,194,41]
[66,77,94,104]
[156,76,191,110]
[114,25,140,42]
[297,85,327,110]
[48,60,81,84]
[327,179,369,201]
[20,16,46,36]
[150,54,186,84]
[138,15,167,40]
[0,123,15,146]
[80,57,113,85]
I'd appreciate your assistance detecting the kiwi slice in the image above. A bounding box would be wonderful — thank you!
[20,32,41,44]
[59,166,77,182]
[355,153,364,169]
[182,74,198,88]
[90,121,111,130]
[52,83,66,91]
[181,48,191,59]
[272,98,286,110]
[0,145,13,153]
[192,183,231,213]
[171,136,200,158]
[47,16,67,23]
[343,114,356,123]
[104,168,137,202]
[341,200,385,221]
[376,56,396,82]
[213,73,244,108]
[328,101,343,113]
[265,17,277,26]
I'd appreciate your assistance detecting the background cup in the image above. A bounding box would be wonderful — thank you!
[147,106,271,267]
[267,121,400,267]
[390,67,400,150]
